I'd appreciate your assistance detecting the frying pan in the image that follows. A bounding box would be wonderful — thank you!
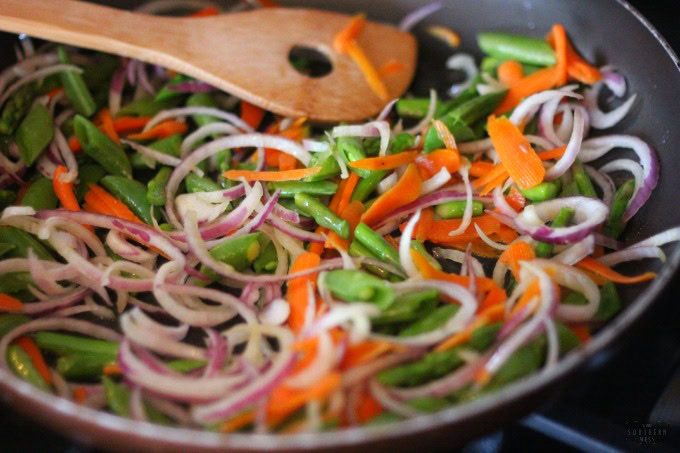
[1,0,679,451]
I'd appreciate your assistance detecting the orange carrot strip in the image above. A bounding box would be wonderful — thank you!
[240,101,266,130]
[361,164,421,226]
[508,280,541,319]
[469,161,496,177]
[472,163,507,189]
[345,41,390,101]
[497,60,524,86]
[309,226,326,255]
[479,172,509,196]
[487,115,545,190]
[333,14,366,53]
[53,165,80,212]
[495,66,559,114]
[434,304,505,352]
[499,240,535,279]
[341,340,393,369]
[126,120,188,141]
[426,25,461,47]
[505,186,526,211]
[278,152,298,171]
[408,214,501,243]
[224,167,320,182]
[349,151,418,171]
[538,145,567,161]
[84,184,143,224]
[0,293,24,312]
[478,286,508,312]
[337,173,360,214]
[576,257,656,284]
[414,207,434,241]
[73,386,88,404]
[103,364,122,376]
[68,135,81,153]
[327,200,364,251]
[95,108,120,144]
[356,392,383,423]
[547,29,602,85]
[267,372,341,420]
[411,250,499,294]
[221,410,256,433]
[287,252,322,333]
[112,116,152,134]
[415,148,460,178]
[16,337,51,384]
[551,24,569,86]
[570,325,592,343]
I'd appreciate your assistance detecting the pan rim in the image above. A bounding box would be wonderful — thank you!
[1,0,679,449]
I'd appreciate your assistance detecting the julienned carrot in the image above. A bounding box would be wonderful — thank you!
[223,166,321,182]
[547,28,602,84]
[487,115,545,190]
[46,87,64,98]
[341,340,393,369]
[406,214,501,242]
[356,392,383,423]
[497,60,524,86]
[287,252,321,334]
[499,240,536,279]
[432,119,457,150]
[113,116,151,134]
[495,66,559,114]
[478,286,508,312]
[426,25,461,48]
[240,101,266,130]
[446,240,505,259]
[126,120,188,141]
[469,161,495,177]
[221,410,256,433]
[68,135,81,152]
[0,293,24,312]
[538,145,567,161]
[278,152,298,171]
[480,172,509,196]
[551,24,569,87]
[16,337,52,385]
[53,165,80,212]
[411,250,499,294]
[379,59,405,76]
[570,325,591,343]
[415,148,460,178]
[84,184,143,224]
[73,386,88,404]
[349,151,418,171]
[326,200,364,251]
[414,207,434,241]
[472,163,507,189]
[434,304,505,352]
[95,108,120,144]
[508,279,540,318]
[103,363,122,376]
[345,41,390,101]
[337,172,360,214]
[333,14,366,53]
[267,372,341,421]
[361,164,421,226]
[576,257,656,284]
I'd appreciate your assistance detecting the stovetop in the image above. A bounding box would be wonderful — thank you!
[2,1,680,452]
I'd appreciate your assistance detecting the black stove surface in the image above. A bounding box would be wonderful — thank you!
[2,1,680,452]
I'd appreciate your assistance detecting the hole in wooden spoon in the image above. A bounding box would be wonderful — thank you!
[288,46,332,78]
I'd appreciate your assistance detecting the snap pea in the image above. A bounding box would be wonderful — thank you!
[0,243,15,258]
[56,353,116,380]
[116,97,182,117]
[147,167,172,206]
[75,164,107,201]
[324,270,395,310]
[100,176,160,225]
[485,336,546,390]
[155,74,191,102]
[560,180,580,197]
[336,136,370,177]
[131,133,182,169]
[367,412,403,426]
[0,226,53,260]
[563,282,621,322]
[74,115,132,178]
[520,180,561,202]
[277,198,310,217]
[477,32,556,67]
[468,321,503,351]
[253,241,278,274]
[0,82,37,135]
[571,160,597,198]
[556,321,581,355]
[437,74,482,116]
[304,151,341,182]
[399,304,458,337]
[185,172,222,193]
[351,170,387,203]
[395,98,444,119]
[378,348,464,387]
[435,200,484,219]
[7,344,51,391]
[372,289,439,325]
[354,222,400,267]
[216,149,233,172]
[480,56,503,75]
[0,314,30,338]
[33,332,118,356]
[269,180,338,198]
[348,240,391,279]
[167,359,207,373]
[0,272,34,299]
[534,207,574,258]
[15,103,54,166]
[20,177,58,210]
[199,233,261,283]
[604,179,635,239]
[410,240,442,271]
[363,133,415,156]
[187,92,219,127]
[294,193,349,239]
[105,376,171,424]
[57,46,96,117]
[409,397,451,413]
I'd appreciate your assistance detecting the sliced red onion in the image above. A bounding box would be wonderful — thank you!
[493,184,517,218]
[376,98,399,121]
[585,82,637,129]
[377,173,398,195]
[446,54,478,96]
[0,64,83,106]
[302,139,329,153]
[448,165,473,237]
[136,62,154,95]
[514,196,609,245]
[552,234,595,265]
[474,223,508,251]
[585,165,616,207]
[369,380,422,417]
[593,232,622,250]
[202,328,228,378]
[0,52,58,94]
[332,121,391,157]
[27,249,68,296]
[109,64,126,115]
[399,210,421,278]
[459,138,493,154]
[601,67,627,97]
[20,286,91,315]
[169,80,215,93]
[305,303,378,344]
[145,107,253,134]
[53,128,78,184]
[421,167,451,194]
[538,97,565,147]
[285,330,335,389]
[121,139,183,168]
[432,247,485,277]
[259,298,290,325]
[509,86,581,127]
[405,89,437,134]
[228,189,279,239]
[270,203,300,224]
[106,230,156,263]
[399,1,442,31]
[190,325,296,422]
[267,214,324,243]
[600,159,643,207]
[180,122,240,157]
[598,246,665,267]
[544,108,584,180]
[476,72,507,96]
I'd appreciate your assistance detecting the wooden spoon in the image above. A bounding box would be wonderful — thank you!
[0,0,417,122]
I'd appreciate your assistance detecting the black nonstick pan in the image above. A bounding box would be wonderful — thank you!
[1,0,679,451]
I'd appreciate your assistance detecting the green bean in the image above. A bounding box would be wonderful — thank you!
[0,314,30,338]
[100,176,160,225]
[367,412,402,426]
[348,240,391,279]
[399,304,458,337]
[304,151,341,182]
[276,198,309,217]
[391,133,416,153]
[336,136,370,177]
[372,289,439,325]
[81,55,118,95]
[480,56,503,75]
[20,177,58,211]
[534,207,574,258]
[604,179,635,238]
[75,164,107,201]
[571,160,597,198]
[57,46,96,117]
[324,270,395,310]
[199,233,261,283]
[7,344,51,391]
[563,282,621,323]
[253,241,278,274]
[74,115,132,178]
[185,172,221,193]
[131,133,182,168]
[378,348,463,387]
[410,241,442,271]
[560,180,580,197]
[56,353,116,380]
[15,103,54,166]
[294,193,349,239]
[437,75,482,117]
[116,97,182,117]
[468,321,502,351]
[556,321,581,355]
[435,200,484,219]
[409,397,451,412]
[216,149,232,172]
[0,226,53,260]
[155,74,191,101]
[33,332,118,356]
[520,180,561,202]
[0,82,37,135]
[477,32,556,67]
[351,170,387,202]
[147,167,172,206]
[0,243,15,258]
[269,180,338,198]
[395,98,444,119]
[103,377,133,417]
[485,336,546,390]
[354,222,400,267]
[187,92,219,127]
